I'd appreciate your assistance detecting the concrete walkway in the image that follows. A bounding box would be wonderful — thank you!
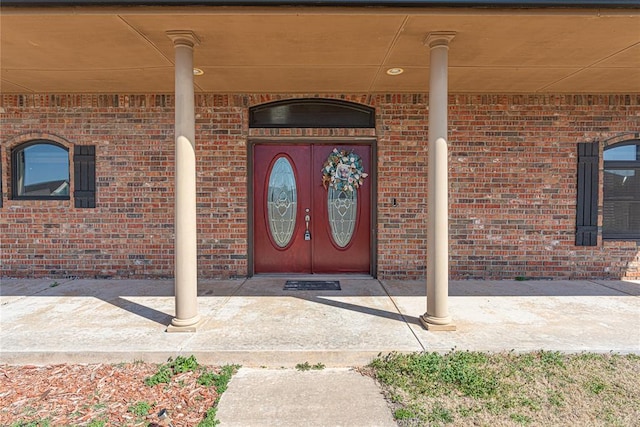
[215,368,396,427]
[1,277,639,426]
[1,277,638,366]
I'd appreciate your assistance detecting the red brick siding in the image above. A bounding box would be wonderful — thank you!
[446,95,639,279]
[195,95,248,277]
[1,93,639,279]
[1,95,178,278]
[376,95,430,278]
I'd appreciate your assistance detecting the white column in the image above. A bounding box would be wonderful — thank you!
[421,32,456,331]
[166,31,201,332]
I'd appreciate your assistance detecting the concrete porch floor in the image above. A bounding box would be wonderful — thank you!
[1,277,639,367]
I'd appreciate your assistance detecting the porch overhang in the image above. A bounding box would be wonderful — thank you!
[1,1,638,334]
[3,0,640,6]
[1,4,639,94]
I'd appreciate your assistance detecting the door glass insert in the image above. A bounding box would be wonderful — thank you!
[328,187,357,248]
[267,157,297,247]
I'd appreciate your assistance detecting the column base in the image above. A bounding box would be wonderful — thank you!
[166,315,203,333]
[420,314,456,331]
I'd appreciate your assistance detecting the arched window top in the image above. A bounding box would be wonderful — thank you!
[249,98,375,128]
[604,140,640,162]
[12,140,70,199]
[14,139,68,151]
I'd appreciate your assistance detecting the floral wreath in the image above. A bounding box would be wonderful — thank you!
[322,148,368,192]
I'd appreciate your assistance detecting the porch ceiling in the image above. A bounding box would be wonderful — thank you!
[1,6,639,94]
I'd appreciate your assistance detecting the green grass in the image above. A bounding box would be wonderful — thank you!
[127,401,153,417]
[586,377,607,395]
[198,364,241,394]
[144,363,173,386]
[295,362,326,371]
[428,404,454,425]
[198,406,220,427]
[10,421,50,427]
[510,413,532,425]
[369,350,640,426]
[195,363,241,427]
[171,354,200,373]
[142,356,240,426]
[393,407,416,420]
[370,350,498,400]
[144,355,201,386]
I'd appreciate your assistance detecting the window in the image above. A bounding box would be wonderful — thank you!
[12,141,70,199]
[603,141,640,239]
[249,99,375,128]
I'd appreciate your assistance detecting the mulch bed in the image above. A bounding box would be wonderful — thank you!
[0,363,220,426]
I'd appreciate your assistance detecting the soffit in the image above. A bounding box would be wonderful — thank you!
[1,6,638,94]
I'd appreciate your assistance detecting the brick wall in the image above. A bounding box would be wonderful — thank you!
[1,93,639,279]
[446,95,640,280]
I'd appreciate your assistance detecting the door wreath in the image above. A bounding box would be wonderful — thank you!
[321,148,368,192]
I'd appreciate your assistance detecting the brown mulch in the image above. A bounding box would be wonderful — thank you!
[0,363,220,426]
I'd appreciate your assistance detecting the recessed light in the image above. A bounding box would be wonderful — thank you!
[193,68,204,76]
[386,67,404,76]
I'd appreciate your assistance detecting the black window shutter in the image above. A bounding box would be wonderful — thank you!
[576,142,599,246]
[74,145,96,208]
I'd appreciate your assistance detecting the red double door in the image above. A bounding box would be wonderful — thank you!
[253,143,371,274]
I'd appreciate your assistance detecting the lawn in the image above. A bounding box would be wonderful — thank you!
[367,350,640,426]
[3,351,638,426]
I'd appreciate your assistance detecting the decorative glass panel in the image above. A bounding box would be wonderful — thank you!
[328,187,357,248]
[267,157,297,247]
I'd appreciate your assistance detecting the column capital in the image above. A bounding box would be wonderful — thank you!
[166,30,201,48]
[424,31,456,49]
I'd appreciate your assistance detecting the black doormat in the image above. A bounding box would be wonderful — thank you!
[284,280,341,291]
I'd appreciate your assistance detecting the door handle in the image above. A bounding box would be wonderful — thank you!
[304,209,311,240]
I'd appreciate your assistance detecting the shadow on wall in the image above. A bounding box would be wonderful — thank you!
[623,248,640,279]
[448,245,640,282]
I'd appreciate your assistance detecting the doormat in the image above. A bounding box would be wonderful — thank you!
[284,280,341,291]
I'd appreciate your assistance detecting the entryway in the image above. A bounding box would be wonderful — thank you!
[252,143,372,274]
